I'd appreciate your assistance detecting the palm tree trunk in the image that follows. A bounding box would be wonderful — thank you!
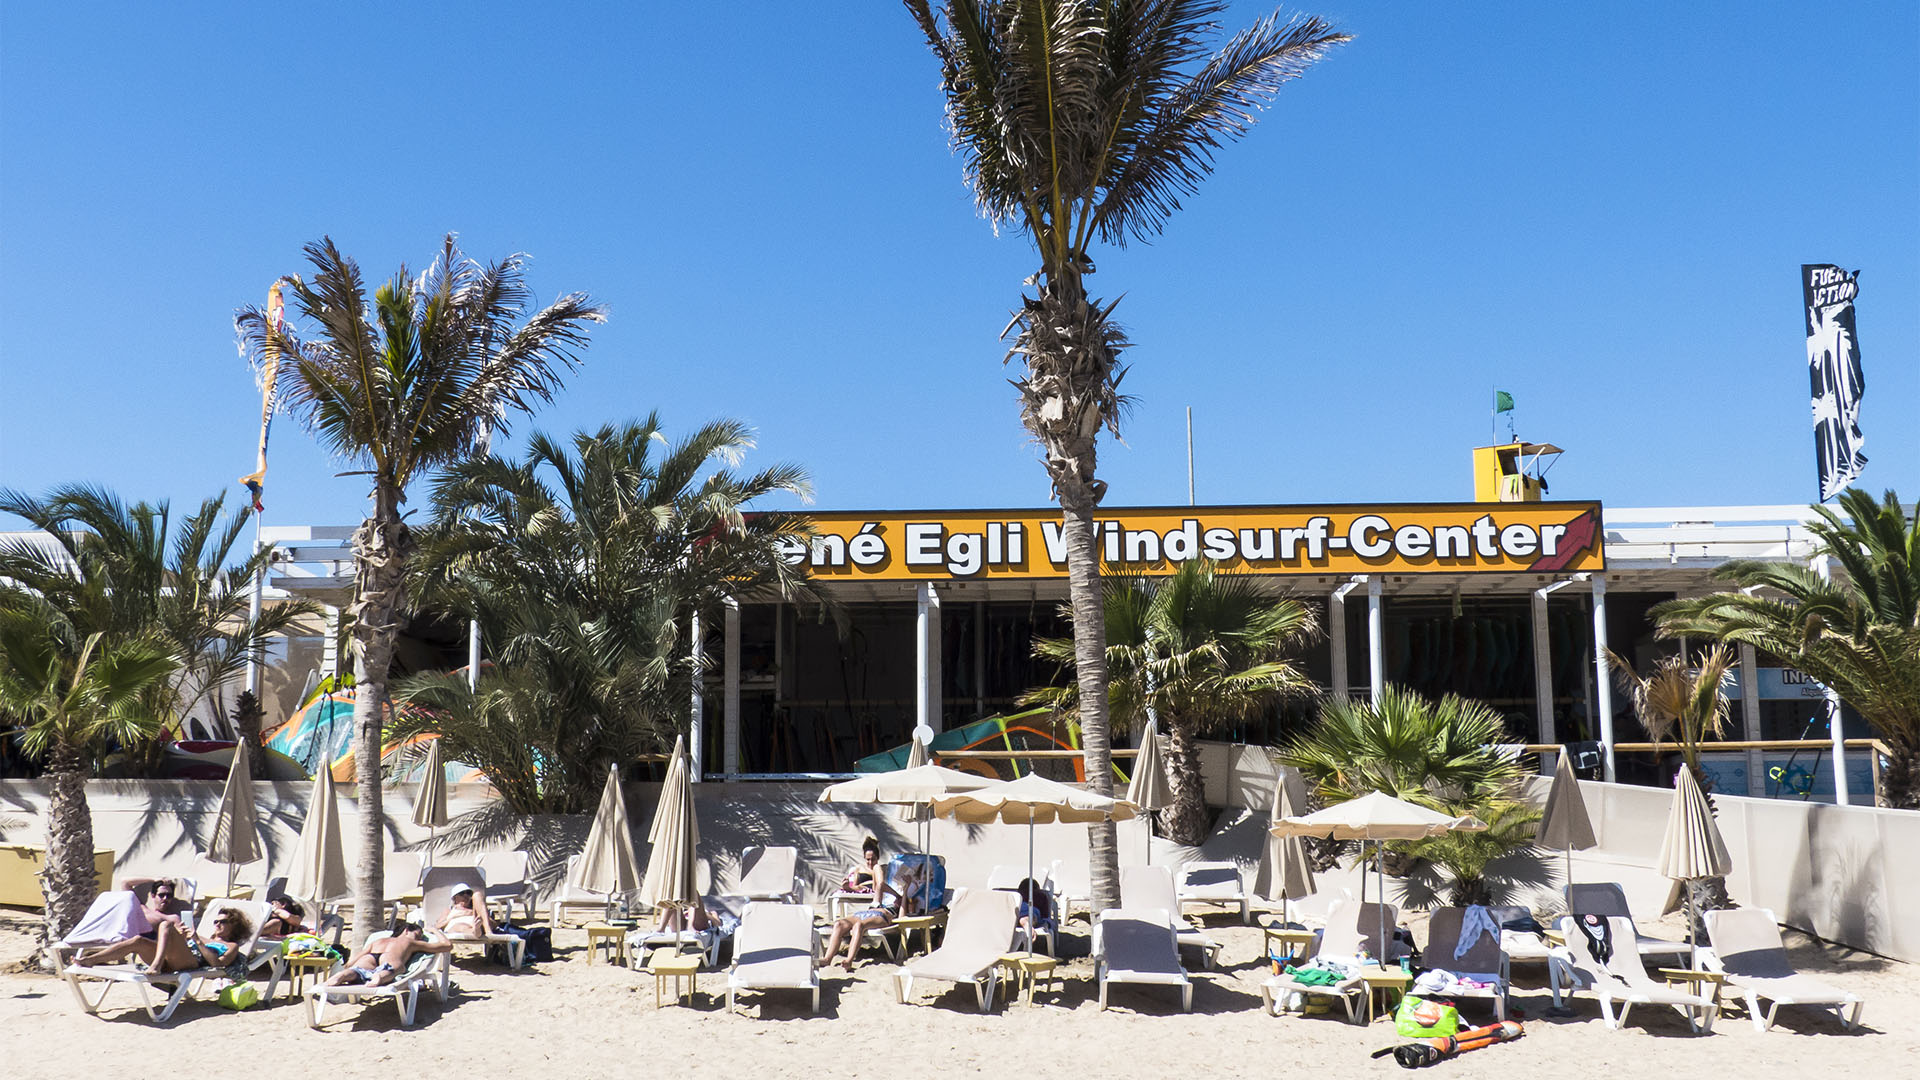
[39,739,98,950]
[1162,716,1209,846]
[1058,493,1120,913]
[231,690,266,780]
[348,482,412,948]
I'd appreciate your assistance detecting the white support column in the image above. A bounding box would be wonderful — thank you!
[1812,555,1850,805]
[689,608,705,783]
[1591,574,1617,782]
[1329,578,1362,700]
[322,605,342,682]
[1533,580,1575,763]
[974,601,986,720]
[1366,576,1385,701]
[723,597,741,780]
[466,619,482,691]
[1739,643,1767,797]
[916,583,944,734]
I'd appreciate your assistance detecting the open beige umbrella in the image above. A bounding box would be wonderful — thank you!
[818,762,994,807]
[1126,721,1174,865]
[1535,754,1598,887]
[205,739,264,895]
[573,762,644,915]
[1253,768,1315,924]
[639,736,702,910]
[1271,790,1486,958]
[284,765,348,907]
[412,738,450,871]
[1655,767,1731,963]
[931,773,1138,951]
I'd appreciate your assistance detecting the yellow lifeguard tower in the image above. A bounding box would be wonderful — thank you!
[1473,441,1563,502]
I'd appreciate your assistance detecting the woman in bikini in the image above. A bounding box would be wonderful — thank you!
[325,920,452,987]
[818,860,921,971]
[76,905,252,973]
[435,884,494,938]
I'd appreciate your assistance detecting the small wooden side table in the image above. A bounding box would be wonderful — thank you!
[893,912,947,957]
[996,951,1060,1006]
[1658,968,1731,1008]
[283,954,337,1001]
[649,951,702,1007]
[1357,965,1414,1023]
[1263,927,1318,968]
[584,923,629,966]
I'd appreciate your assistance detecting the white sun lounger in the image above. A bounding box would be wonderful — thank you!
[1700,907,1863,1032]
[1122,865,1221,969]
[1565,882,1690,963]
[730,846,802,904]
[1178,861,1251,924]
[1550,915,1717,1034]
[1259,899,1390,1024]
[1094,908,1192,1012]
[894,888,1017,1012]
[1422,906,1511,1022]
[62,897,270,1023]
[305,930,451,1029]
[726,902,819,1015]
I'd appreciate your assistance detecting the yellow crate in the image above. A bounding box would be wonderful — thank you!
[0,845,115,908]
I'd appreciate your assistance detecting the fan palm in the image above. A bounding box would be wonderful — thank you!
[1282,686,1524,813]
[0,485,316,773]
[236,235,605,944]
[905,0,1348,909]
[396,418,817,812]
[0,604,177,947]
[1029,559,1316,843]
[1652,488,1920,807]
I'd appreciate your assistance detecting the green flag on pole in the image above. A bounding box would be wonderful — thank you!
[1494,390,1515,413]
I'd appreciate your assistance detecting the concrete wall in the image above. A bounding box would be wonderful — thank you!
[4,776,1914,963]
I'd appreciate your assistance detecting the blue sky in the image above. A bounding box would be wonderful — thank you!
[3,3,1915,529]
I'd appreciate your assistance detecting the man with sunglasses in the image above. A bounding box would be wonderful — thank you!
[121,878,189,939]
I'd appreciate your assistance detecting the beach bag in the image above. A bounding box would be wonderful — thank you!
[488,924,552,965]
[1394,995,1461,1039]
[216,981,259,1011]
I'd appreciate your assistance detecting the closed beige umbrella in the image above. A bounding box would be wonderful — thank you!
[205,739,264,895]
[412,738,450,870]
[573,763,644,912]
[284,765,348,906]
[931,773,1137,950]
[1126,721,1173,865]
[1253,768,1315,923]
[1656,767,1732,963]
[638,736,702,910]
[1271,790,1486,957]
[1535,755,1598,887]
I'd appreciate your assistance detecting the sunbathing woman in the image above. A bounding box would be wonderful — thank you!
[840,837,881,895]
[76,905,253,974]
[325,920,451,987]
[819,863,920,971]
[259,893,306,938]
[436,884,494,938]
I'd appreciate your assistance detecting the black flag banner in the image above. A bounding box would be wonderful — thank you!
[1803,264,1866,501]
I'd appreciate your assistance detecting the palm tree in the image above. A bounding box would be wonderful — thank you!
[1606,643,1737,911]
[0,485,316,772]
[1028,560,1316,844]
[1412,798,1543,907]
[904,0,1348,910]
[1652,488,1920,807]
[236,235,605,944]
[395,419,818,813]
[0,604,177,949]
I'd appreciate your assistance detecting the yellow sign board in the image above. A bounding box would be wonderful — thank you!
[780,502,1604,581]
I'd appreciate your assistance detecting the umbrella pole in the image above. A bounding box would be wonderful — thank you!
[1025,816,1036,954]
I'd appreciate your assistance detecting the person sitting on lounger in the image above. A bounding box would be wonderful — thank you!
[119,878,187,937]
[655,897,712,934]
[436,884,493,937]
[841,837,882,895]
[1014,878,1053,944]
[259,893,306,938]
[325,920,451,987]
[819,861,922,972]
[76,905,252,974]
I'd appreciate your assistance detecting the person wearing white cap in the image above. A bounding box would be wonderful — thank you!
[435,883,494,938]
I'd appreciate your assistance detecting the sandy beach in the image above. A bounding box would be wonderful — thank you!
[3,905,1911,1080]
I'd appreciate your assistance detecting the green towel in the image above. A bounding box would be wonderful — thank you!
[1284,963,1342,986]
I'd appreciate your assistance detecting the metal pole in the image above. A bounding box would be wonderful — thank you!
[1591,574,1617,782]
[1366,577,1385,701]
[1811,555,1850,805]
[1185,405,1195,506]
[723,597,741,780]
[244,518,266,694]
[690,609,704,783]
[466,619,481,691]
